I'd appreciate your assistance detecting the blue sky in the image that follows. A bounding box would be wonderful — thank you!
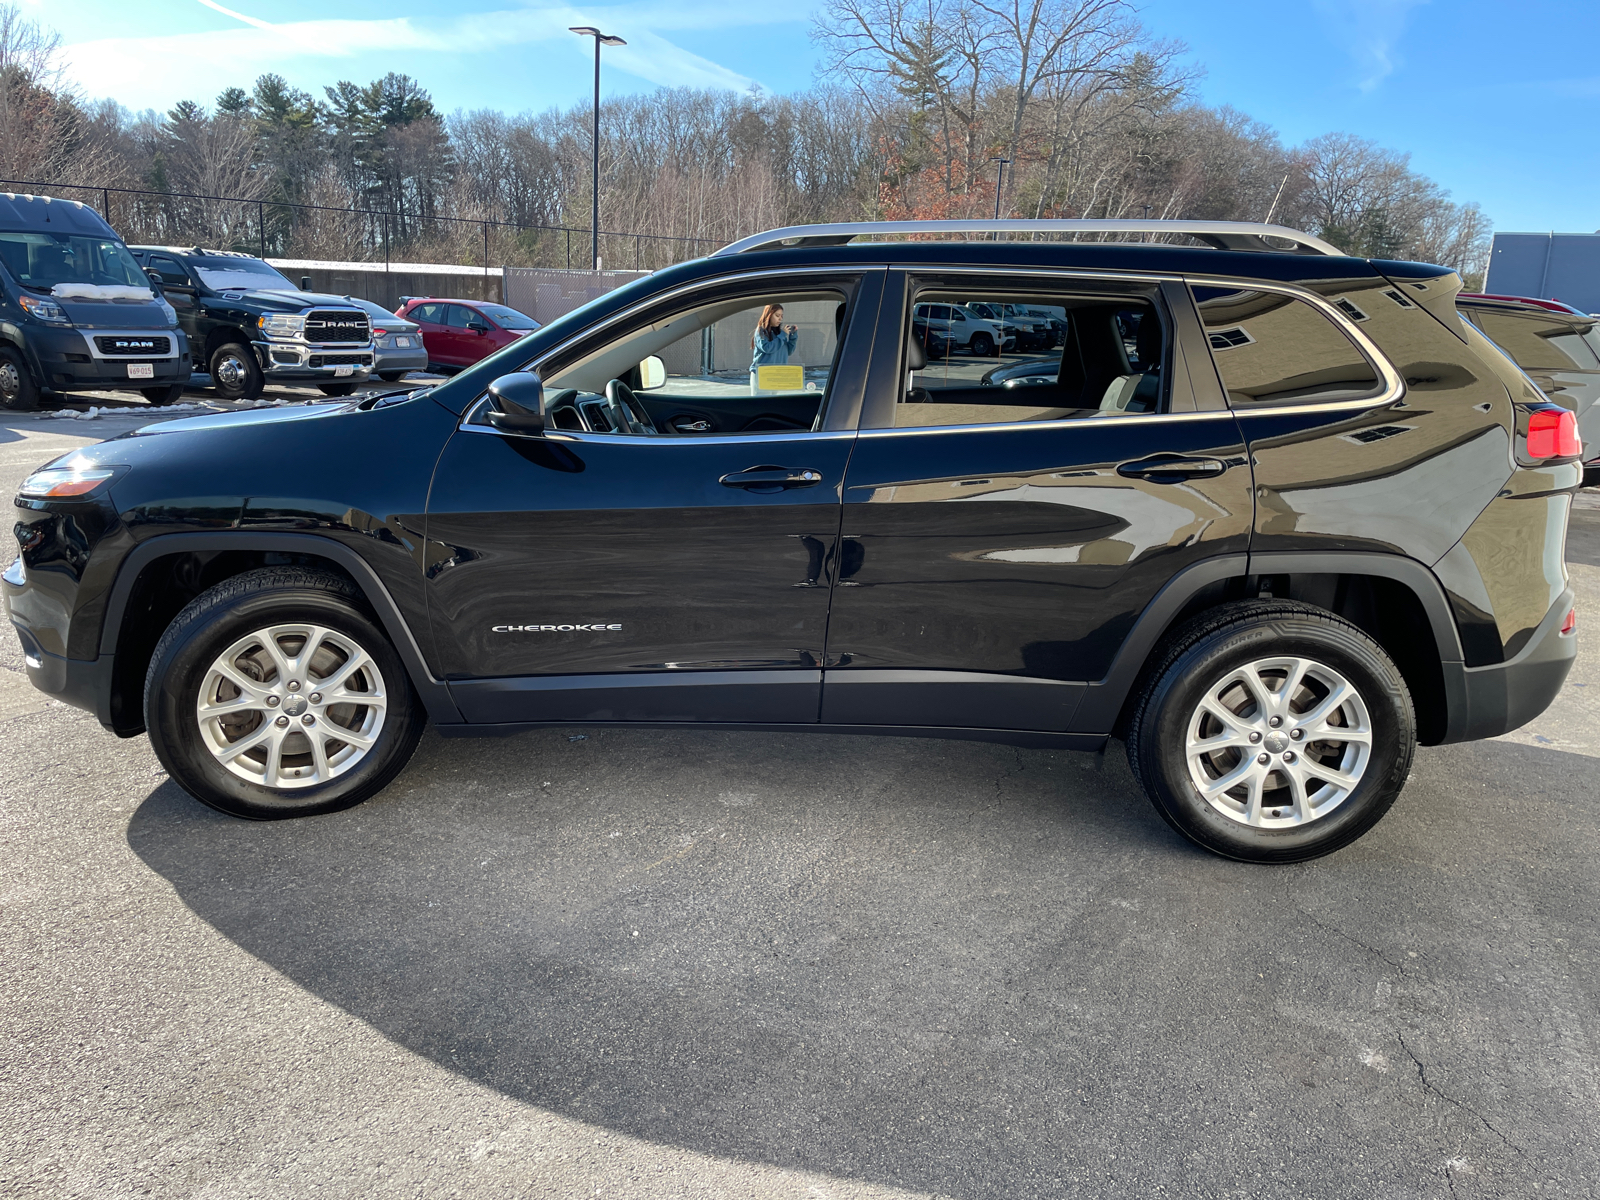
[35,0,1600,233]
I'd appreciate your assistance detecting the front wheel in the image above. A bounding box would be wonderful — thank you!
[209,342,263,401]
[969,332,995,358]
[0,346,40,411]
[144,567,426,819]
[142,383,187,406]
[1125,601,1415,863]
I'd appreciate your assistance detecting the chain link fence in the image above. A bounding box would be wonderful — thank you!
[0,179,717,273]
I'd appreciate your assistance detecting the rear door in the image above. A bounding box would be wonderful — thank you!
[408,302,450,366]
[821,268,1253,735]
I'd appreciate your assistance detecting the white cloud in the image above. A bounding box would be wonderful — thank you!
[1311,0,1430,93]
[59,1,769,110]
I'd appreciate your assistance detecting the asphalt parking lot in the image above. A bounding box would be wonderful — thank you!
[2,394,1598,1199]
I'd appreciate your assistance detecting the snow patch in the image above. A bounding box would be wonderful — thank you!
[51,284,157,302]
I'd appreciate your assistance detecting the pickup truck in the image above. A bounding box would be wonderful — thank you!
[128,246,373,399]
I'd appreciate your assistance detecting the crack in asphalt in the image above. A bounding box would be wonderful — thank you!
[1398,1033,1525,1156]
[1281,872,1410,973]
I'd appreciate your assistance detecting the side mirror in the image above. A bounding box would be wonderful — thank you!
[638,354,666,390]
[484,372,546,436]
[468,322,489,334]
[145,268,163,286]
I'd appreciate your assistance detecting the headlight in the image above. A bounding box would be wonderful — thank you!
[19,466,115,499]
[18,294,70,325]
[258,313,305,340]
[158,297,178,324]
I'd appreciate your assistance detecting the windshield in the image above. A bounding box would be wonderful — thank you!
[191,257,297,293]
[474,303,539,330]
[0,231,147,292]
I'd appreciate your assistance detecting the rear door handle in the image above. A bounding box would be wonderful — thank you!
[719,466,825,492]
[1116,454,1227,482]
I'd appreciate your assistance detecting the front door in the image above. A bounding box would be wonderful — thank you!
[821,270,1254,734]
[424,269,881,725]
[142,252,201,344]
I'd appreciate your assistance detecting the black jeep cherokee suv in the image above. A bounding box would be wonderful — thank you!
[3,220,1580,863]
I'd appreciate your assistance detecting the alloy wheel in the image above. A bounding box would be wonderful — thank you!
[195,622,388,789]
[1184,655,1372,828]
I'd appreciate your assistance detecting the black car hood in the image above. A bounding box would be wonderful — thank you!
[209,289,369,313]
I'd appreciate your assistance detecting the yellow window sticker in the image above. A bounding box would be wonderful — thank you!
[756,364,805,391]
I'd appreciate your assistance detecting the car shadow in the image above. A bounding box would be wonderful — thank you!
[125,728,1600,1195]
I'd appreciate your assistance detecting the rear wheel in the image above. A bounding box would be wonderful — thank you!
[141,383,187,405]
[209,342,263,401]
[377,370,407,382]
[1126,601,1415,863]
[144,567,426,819]
[0,346,40,411]
[318,383,357,397]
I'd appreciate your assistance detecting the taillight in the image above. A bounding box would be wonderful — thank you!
[1561,607,1577,635]
[1527,408,1581,459]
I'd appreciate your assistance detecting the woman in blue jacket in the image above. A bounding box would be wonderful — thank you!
[750,304,798,393]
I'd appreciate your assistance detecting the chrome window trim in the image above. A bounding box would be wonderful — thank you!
[1182,273,1406,411]
[853,395,1399,440]
[456,414,856,448]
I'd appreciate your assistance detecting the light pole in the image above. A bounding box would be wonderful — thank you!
[570,26,626,271]
[989,157,1010,221]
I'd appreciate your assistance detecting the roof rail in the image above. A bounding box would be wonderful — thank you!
[713,219,1344,258]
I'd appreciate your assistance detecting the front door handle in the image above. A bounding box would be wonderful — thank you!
[1117,454,1227,482]
[719,466,825,492]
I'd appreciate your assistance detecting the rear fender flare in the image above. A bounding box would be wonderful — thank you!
[1071,551,1465,735]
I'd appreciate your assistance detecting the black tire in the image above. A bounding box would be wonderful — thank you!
[1125,601,1415,864]
[317,382,357,397]
[209,342,263,401]
[141,383,187,406]
[969,332,995,357]
[0,345,40,411]
[144,567,426,820]
[377,370,407,382]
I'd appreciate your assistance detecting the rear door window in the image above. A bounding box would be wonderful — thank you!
[410,303,446,325]
[1193,285,1384,406]
[894,287,1167,428]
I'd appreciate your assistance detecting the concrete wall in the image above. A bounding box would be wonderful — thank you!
[267,259,504,312]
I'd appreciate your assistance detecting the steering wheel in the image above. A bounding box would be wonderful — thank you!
[603,379,658,435]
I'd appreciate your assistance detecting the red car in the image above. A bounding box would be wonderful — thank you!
[396,298,540,371]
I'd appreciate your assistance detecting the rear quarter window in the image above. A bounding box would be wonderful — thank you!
[1193,285,1383,406]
